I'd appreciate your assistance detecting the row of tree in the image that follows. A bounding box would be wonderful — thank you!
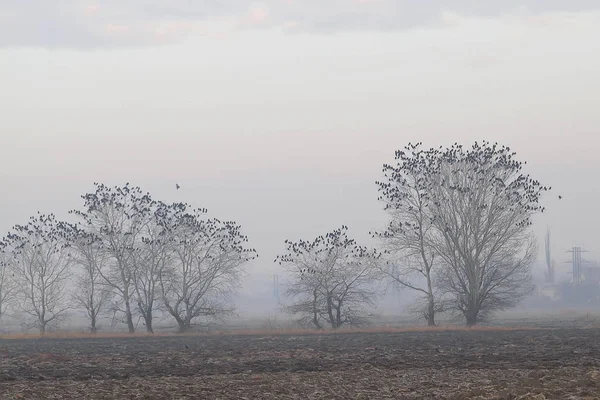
[0,141,548,333]
[0,184,256,334]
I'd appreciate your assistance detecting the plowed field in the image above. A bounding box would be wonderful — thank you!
[1,328,599,399]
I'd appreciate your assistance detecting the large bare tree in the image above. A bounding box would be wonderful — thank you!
[159,203,257,333]
[375,143,442,326]
[6,214,72,334]
[72,183,154,333]
[132,201,173,333]
[65,224,112,334]
[426,141,546,325]
[276,226,381,330]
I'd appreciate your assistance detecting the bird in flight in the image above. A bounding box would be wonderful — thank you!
[176,184,181,190]
[558,195,562,200]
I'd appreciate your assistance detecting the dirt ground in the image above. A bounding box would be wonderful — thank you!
[1,328,600,399]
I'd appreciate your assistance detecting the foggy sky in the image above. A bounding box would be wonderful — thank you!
[1,1,599,48]
[1,2,600,307]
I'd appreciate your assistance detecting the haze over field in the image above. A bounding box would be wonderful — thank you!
[1,1,600,318]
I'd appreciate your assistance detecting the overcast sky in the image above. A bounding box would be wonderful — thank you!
[1,1,600,309]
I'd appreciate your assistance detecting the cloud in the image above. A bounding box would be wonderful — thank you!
[0,0,599,48]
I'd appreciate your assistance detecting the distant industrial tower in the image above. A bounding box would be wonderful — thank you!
[566,246,588,285]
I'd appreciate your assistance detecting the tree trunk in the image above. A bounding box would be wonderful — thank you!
[124,299,135,333]
[39,321,46,335]
[90,313,97,334]
[144,314,154,334]
[312,289,323,330]
[334,302,342,329]
[178,321,192,333]
[120,270,135,333]
[426,271,436,326]
[427,296,436,326]
[465,309,478,327]
[326,296,336,329]
[466,284,479,327]
[170,313,187,333]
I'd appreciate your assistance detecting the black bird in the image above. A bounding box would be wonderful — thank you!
[176,184,181,190]
[558,195,562,200]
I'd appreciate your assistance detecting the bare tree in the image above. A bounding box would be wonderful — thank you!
[132,201,173,333]
[276,226,381,330]
[71,183,154,333]
[65,224,112,334]
[375,143,442,326]
[426,141,546,325]
[282,267,325,330]
[0,242,16,324]
[6,214,72,334]
[159,203,257,333]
